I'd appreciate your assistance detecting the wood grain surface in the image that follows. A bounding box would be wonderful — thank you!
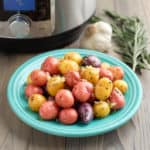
[0,0,150,150]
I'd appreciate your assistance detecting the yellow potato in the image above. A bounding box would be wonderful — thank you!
[28,94,46,112]
[95,77,113,101]
[113,80,128,93]
[59,59,79,75]
[101,62,111,69]
[64,52,82,64]
[93,101,110,118]
[46,76,65,96]
[80,66,99,85]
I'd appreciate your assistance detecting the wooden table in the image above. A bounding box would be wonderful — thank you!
[0,0,150,149]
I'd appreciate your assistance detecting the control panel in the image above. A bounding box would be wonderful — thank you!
[0,0,54,38]
[4,0,35,11]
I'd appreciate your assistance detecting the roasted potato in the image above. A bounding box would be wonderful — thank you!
[93,101,110,118]
[64,52,82,64]
[82,55,101,67]
[80,66,99,85]
[28,94,47,112]
[95,77,113,101]
[59,59,79,75]
[113,80,128,93]
[109,66,124,80]
[46,76,65,96]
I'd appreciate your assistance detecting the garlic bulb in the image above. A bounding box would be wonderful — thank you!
[80,21,112,52]
[95,21,112,36]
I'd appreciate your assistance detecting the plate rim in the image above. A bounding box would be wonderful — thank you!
[7,48,143,137]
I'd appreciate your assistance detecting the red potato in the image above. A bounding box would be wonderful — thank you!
[39,101,59,120]
[25,84,43,97]
[59,108,78,124]
[109,66,124,80]
[30,69,47,86]
[72,81,93,102]
[65,71,81,87]
[83,80,95,103]
[55,89,74,108]
[81,80,94,93]
[109,88,125,109]
[100,68,114,81]
[41,57,59,75]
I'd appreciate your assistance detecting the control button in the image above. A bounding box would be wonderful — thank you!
[9,14,31,38]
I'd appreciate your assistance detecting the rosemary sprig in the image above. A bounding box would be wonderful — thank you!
[105,10,150,73]
[89,16,101,23]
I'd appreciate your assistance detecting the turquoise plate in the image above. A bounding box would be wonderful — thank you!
[7,49,142,137]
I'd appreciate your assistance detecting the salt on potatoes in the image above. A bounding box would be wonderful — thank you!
[95,77,113,101]
[46,76,65,96]
[59,59,79,75]
[64,52,82,64]
[80,66,99,85]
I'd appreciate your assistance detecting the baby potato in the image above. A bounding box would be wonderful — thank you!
[100,62,111,69]
[30,69,47,86]
[93,101,110,118]
[55,89,74,108]
[113,80,128,93]
[25,84,43,97]
[78,102,94,124]
[65,71,81,87]
[59,59,79,75]
[80,66,100,85]
[41,56,60,75]
[64,52,82,64]
[72,81,93,103]
[110,88,125,109]
[82,55,101,67]
[39,101,59,120]
[59,108,78,125]
[46,76,65,96]
[109,66,124,80]
[100,68,114,81]
[95,77,113,101]
[28,94,47,112]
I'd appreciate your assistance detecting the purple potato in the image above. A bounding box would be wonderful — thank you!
[82,55,101,67]
[78,102,94,124]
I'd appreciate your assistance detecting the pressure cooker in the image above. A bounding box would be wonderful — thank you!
[0,0,96,51]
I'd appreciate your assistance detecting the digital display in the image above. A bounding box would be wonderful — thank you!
[3,0,35,11]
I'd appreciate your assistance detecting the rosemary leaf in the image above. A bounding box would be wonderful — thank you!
[89,16,101,23]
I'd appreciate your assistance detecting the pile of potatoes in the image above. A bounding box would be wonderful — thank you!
[24,52,128,125]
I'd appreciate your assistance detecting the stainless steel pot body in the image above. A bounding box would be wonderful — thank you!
[55,0,96,34]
